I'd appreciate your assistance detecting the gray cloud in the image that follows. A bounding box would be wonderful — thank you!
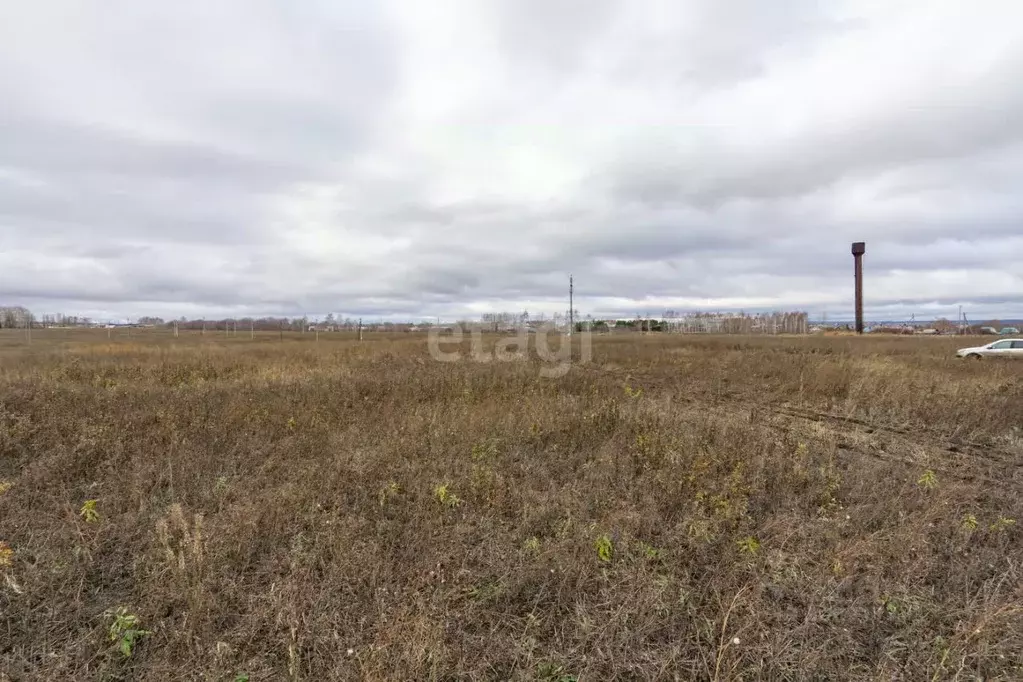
[3,0,1023,323]
[604,53,1023,209]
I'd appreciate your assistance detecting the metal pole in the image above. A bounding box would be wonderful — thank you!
[569,274,574,336]
[851,242,865,334]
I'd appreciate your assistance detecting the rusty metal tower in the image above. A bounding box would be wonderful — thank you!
[851,242,865,334]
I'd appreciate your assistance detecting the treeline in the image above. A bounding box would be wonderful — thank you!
[578,319,665,332]
[145,316,366,331]
[0,306,34,328]
[172,317,401,332]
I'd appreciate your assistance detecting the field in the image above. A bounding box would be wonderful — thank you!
[1,329,1021,681]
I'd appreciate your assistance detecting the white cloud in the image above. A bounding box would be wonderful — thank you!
[3,0,1023,322]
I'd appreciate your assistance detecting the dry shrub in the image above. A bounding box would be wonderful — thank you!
[0,329,1021,680]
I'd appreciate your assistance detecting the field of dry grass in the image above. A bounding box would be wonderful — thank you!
[1,329,1021,681]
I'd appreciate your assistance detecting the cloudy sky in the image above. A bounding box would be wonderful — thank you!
[3,0,1023,323]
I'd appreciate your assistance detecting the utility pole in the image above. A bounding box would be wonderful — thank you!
[851,242,866,334]
[358,318,363,341]
[569,274,574,336]
[250,320,254,340]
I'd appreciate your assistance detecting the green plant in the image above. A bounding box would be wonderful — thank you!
[523,536,541,552]
[637,541,662,560]
[623,384,643,399]
[918,469,938,490]
[595,534,614,562]
[80,499,100,523]
[961,514,978,531]
[234,675,250,682]
[470,439,498,461]
[379,481,401,507]
[106,607,151,658]
[466,578,505,603]
[880,595,900,615]
[736,536,760,556]
[0,479,12,496]
[536,661,578,682]
[433,484,461,508]
[932,636,952,681]
[990,516,1016,532]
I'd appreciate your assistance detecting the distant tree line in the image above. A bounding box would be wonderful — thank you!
[0,306,34,328]
[172,316,422,332]
[2,304,1012,336]
[583,319,664,332]
[475,311,664,333]
[1,307,103,328]
[37,313,94,327]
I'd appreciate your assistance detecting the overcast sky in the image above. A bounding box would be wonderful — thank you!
[3,0,1023,322]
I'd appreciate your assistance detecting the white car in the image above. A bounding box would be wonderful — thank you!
[956,338,1023,359]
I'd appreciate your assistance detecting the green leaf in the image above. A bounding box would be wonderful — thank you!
[595,534,613,562]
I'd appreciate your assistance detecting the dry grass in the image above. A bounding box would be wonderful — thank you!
[1,329,1021,681]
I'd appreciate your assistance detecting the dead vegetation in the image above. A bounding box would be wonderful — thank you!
[1,329,1021,680]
